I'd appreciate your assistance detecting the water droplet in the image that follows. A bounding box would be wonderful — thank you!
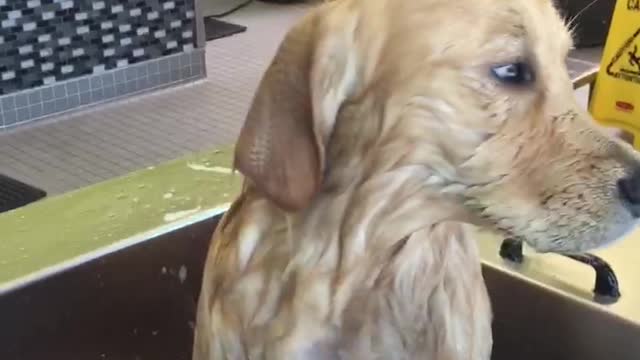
[132,197,140,203]
[178,265,187,284]
[163,192,173,199]
[152,330,159,336]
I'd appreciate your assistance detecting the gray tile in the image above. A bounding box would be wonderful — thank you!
[103,86,115,99]
[28,90,42,105]
[179,52,190,67]
[159,72,171,84]
[79,92,91,105]
[66,81,79,95]
[125,67,137,80]
[1,95,15,111]
[15,93,28,108]
[125,80,137,93]
[53,84,66,99]
[192,51,203,64]
[78,78,90,93]
[148,73,159,87]
[136,64,148,79]
[115,70,126,84]
[159,58,170,73]
[137,77,149,90]
[41,86,54,101]
[181,67,190,79]
[170,69,180,82]
[0,113,3,127]
[3,109,16,125]
[148,60,159,74]
[42,100,56,115]
[29,103,43,118]
[90,76,103,90]
[16,107,30,123]
[169,56,180,71]
[91,89,104,102]
[54,98,69,112]
[102,73,115,87]
[68,94,80,108]
[115,82,127,96]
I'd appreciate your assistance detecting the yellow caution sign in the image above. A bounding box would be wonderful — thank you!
[589,0,640,148]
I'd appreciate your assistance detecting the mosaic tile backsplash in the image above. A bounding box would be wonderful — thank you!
[0,0,196,96]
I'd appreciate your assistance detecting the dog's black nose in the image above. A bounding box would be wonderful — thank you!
[617,170,640,216]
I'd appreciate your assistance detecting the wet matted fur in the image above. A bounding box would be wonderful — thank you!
[193,0,640,358]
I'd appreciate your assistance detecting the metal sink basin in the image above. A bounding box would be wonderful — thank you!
[1,213,639,360]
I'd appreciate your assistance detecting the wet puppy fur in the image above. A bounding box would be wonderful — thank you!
[193,0,640,359]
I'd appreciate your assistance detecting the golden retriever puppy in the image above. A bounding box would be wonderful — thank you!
[193,0,640,358]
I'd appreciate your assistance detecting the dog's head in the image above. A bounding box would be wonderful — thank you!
[234,0,640,254]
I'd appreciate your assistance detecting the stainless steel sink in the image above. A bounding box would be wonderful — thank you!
[1,213,639,359]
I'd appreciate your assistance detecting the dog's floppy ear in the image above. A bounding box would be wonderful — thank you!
[234,10,359,211]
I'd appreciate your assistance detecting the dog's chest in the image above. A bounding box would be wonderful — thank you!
[332,250,493,359]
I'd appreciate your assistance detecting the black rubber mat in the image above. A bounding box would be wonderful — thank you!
[204,17,247,41]
[0,174,46,214]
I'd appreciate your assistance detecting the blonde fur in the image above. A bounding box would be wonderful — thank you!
[194,0,640,359]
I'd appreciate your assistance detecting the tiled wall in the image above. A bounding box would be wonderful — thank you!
[0,49,205,128]
[0,0,205,129]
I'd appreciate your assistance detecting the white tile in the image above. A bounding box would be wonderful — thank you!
[183,44,194,52]
[23,22,36,31]
[170,20,181,28]
[42,11,54,20]
[147,11,159,20]
[93,1,105,10]
[19,45,33,55]
[119,24,131,32]
[101,21,113,30]
[75,12,88,21]
[112,4,123,13]
[182,31,192,39]
[185,10,194,19]
[120,37,132,46]
[27,0,41,8]
[117,59,129,68]
[40,48,53,57]
[58,37,71,46]
[136,27,149,36]
[72,48,85,57]
[93,65,106,74]
[38,34,51,43]
[166,41,177,49]
[133,48,144,57]
[8,10,22,20]
[0,0,6,6]
[2,71,16,81]
[41,62,54,72]
[102,34,114,43]
[77,25,89,35]
[61,0,73,10]
[154,30,166,38]
[61,65,74,74]
[43,76,56,85]
[104,48,115,57]
[21,59,35,69]
[163,1,175,10]
[130,8,142,16]
[2,19,16,28]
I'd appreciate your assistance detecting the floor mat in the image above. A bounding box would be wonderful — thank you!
[204,17,247,41]
[0,174,47,214]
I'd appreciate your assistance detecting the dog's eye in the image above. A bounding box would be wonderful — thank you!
[491,62,534,85]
